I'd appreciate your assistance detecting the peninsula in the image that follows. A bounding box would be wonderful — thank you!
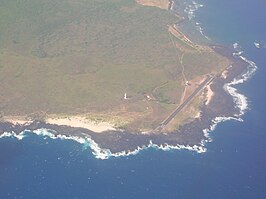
[0,0,249,155]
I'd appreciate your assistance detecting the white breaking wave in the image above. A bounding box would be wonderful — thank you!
[184,1,210,41]
[254,41,260,49]
[0,128,206,160]
[202,42,258,146]
[233,42,240,50]
[0,131,25,140]
[233,51,244,56]
[110,141,206,159]
[32,129,111,159]
[184,1,204,20]
[254,40,265,49]
[195,22,211,41]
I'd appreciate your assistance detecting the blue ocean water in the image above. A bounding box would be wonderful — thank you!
[1,0,266,198]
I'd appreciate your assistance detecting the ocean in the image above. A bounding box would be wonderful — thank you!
[1,0,266,198]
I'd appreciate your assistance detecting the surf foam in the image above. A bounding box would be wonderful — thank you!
[184,1,210,41]
[0,128,206,160]
[184,1,204,20]
[202,42,257,145]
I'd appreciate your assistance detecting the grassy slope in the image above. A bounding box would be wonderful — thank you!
[0,0,229,131]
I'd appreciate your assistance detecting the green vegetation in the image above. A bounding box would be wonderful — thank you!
[0,0,230,131]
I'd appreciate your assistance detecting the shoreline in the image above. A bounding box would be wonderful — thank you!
[0,46,255,159]
[0,0,257,159]
[45,116,116,133]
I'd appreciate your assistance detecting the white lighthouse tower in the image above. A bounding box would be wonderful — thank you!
[124,93,128,100]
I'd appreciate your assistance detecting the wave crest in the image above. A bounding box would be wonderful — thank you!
[0,128,207,160]
[202,42,257,145]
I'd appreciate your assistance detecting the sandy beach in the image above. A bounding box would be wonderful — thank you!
[136,0,169,10]
[205,85,214,105]
[45,116,116,133]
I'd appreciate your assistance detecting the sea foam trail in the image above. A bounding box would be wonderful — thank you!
[195,22,211,41]
[184,1,210,41]
[202,43,258,145]
[254,41,265,49]
[184,1,204,20]
[0,129,206,160]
